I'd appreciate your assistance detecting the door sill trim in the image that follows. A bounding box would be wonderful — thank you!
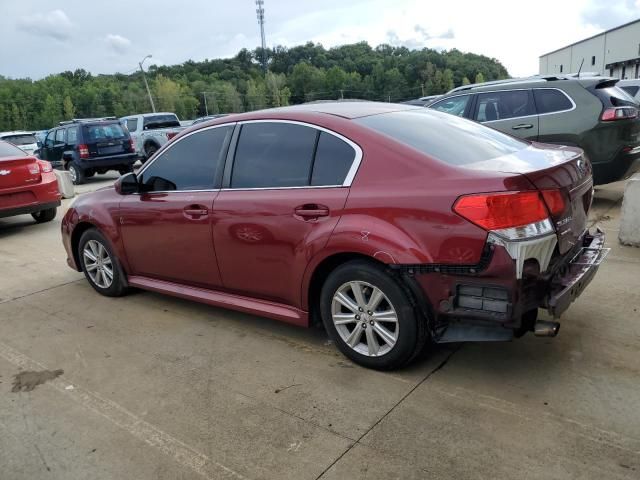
[128,276,309,327]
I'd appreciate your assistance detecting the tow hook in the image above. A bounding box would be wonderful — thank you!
[534,320,560,337]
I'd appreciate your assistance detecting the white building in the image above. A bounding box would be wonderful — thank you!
[539,19,640,79]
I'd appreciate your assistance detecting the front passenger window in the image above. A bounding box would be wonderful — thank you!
[139,126,233,192]
[429,95,471,117]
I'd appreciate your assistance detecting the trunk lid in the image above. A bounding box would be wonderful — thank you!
[463,143,592,254]
[0,156,41,189]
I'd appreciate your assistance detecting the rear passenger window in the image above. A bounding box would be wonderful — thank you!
[67,127,78,145]
[140,126,233,191]
[475,90,535,122]
[125,118,138,132]
[533,89,573,114]
[231,123,317,188]
[311,133,355,186]
[55,129,65,144]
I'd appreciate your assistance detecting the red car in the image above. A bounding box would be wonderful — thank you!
[61,103,606,369]
[0,140,60,224]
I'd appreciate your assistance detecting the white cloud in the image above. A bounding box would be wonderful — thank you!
[105,34,132,54]
[18,9,74,41]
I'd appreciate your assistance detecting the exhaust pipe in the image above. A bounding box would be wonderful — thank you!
[534,320,560,337]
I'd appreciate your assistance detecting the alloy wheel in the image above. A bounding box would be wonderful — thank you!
[83,240,114,289]
[69,165,77,183]
[331,281,399,357]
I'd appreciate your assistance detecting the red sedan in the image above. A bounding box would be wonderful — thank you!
[0,140,60,223]
[61,102,606,369]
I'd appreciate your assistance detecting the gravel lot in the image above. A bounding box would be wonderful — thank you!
[0,173,639,479]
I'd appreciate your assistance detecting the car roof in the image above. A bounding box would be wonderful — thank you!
[0,131,35,137]
[226,101,419,121]
[448,73,613,94]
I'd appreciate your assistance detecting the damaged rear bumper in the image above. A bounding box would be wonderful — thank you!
[391,229,607,342]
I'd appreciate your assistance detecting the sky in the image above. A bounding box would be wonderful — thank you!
[1,0,639,80]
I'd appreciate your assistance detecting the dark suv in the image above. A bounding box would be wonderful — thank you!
[428,75,640,185]
[39,119,137,184]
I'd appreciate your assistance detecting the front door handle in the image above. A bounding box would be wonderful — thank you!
[512,124,534,130]
[294,204,330,221]
[183,204,209,219]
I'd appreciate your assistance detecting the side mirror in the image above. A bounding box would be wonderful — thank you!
[115,172,140,195]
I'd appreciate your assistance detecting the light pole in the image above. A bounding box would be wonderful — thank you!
[256,0,266,73]
[139,55,156,113]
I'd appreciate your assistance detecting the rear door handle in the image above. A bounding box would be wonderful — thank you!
[512,124,534,130]
[183,204,209,219]
[294,204,330,221]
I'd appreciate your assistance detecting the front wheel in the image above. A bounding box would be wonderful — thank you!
[320,260,428,370]
[144,144,158,161]
[78,229,128,297]
[31,207,57,223]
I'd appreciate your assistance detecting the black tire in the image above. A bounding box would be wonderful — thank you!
[67,162,85,185]
[320,260,428,370]
[31,207,57,223]
[78,229,128,297]
[144,143,158,160]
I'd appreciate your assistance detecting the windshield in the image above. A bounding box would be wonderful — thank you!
[355,109,528,166]
[1,134,37,146]
[0,140,28,158]
[84,123,128,141]
[142,114,180,129]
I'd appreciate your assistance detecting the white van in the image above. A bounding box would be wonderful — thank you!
[0,131,40,156]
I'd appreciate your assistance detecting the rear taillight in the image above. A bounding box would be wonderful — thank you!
[78,144,89,158]
[454,191,548,231]
[37,160,53,173]
[541,189,566,218]
[167,132,178,140]
[128,139,135,152]
[453,191,557,240]
[601,106,638,121]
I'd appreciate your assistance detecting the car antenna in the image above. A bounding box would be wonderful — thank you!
[577,58,584,78]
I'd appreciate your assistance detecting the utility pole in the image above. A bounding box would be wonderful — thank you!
[139,55,156,113]
[421,83,425,97]
[256,0,267,73]
[202,92,209,116]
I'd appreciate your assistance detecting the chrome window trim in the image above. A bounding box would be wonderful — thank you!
[225,119,363,190]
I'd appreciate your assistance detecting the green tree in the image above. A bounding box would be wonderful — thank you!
[63,95,75,119]
[475,72,485,84]
[462,76,471,85]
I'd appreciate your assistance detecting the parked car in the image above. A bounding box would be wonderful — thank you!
[0,140,60,223]
[428,75,640,185]
[617,79,640,102]
[120,113,185,162]
[0,131,40,156]
[62,102,605,369]
[39,119,137,185]
[191,114,229,125]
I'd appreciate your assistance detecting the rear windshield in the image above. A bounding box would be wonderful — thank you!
[1,134,37,146]
[142,114,180,129]
[83,123,128,141]
[355,109,527,166]
[0,141,27,158]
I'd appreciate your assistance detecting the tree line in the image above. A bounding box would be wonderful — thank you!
[0,42,508,131]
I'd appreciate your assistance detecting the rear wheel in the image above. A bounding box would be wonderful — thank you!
[67,162,85,185]
[320,260,428,370]
[144,144,158,161]
[78,229,128,297]
[31,207,57,223]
